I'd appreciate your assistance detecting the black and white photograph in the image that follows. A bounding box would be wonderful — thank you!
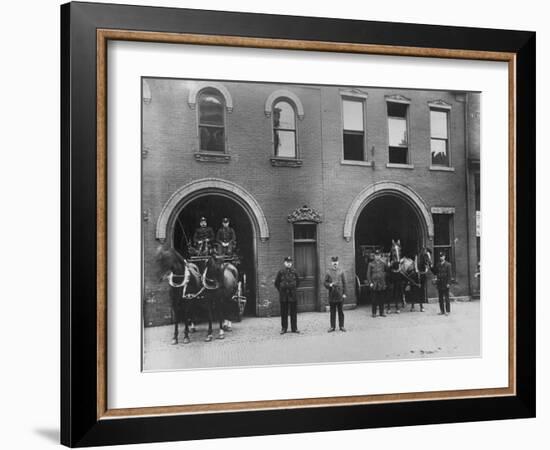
[142,78,481,371]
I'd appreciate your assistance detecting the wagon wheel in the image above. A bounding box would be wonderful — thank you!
[232,272,247,323]
[355,275,369,303]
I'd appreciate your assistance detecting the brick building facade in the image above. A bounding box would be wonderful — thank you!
[142,78,480,326]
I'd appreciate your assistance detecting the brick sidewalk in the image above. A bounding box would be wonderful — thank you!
[143,301,480,371]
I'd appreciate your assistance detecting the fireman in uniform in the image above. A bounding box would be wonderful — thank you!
[324,256,347,332]
[192,217,215,256]
[431,251,453,315]
[274,256,301,334]
[367,249,388,317]
[215,217,237,256]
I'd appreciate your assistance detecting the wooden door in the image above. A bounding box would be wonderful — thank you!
[293,224,318,311]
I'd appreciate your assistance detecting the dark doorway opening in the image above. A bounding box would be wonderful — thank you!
[354,195,423,304]
[173,194,256,316]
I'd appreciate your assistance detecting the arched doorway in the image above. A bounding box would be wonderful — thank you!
[171,194,257,316]
[346,182,433,305]
[156,179,270,317]
[354,195,425,290]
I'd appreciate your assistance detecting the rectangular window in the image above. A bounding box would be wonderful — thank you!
[430,108,450,166]
[387,102,409,164]
[433,213,455,274]
[342,99,365,161]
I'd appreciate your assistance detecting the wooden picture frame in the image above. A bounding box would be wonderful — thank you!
[61,1,535,446]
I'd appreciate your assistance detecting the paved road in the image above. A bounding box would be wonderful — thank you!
[143,301,480,371]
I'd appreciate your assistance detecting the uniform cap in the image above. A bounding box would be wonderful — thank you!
[284,256,293,262]
[200,216,207,222]
[331,256,339,262]
[374,249,381,255]
[222,217,229,223]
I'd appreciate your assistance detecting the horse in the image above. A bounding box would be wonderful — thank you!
[390,239,402,264]
[156,246,204,345]
[201,254,240,341]
[412,247,432,309]
[388,240,432,310]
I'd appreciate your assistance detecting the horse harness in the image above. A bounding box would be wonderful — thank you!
[167,266,221,299]
[399,264,431,289]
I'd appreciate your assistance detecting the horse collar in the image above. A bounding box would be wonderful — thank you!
[202,271,220,290]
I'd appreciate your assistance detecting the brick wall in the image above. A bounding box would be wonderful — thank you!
[142,79,477,326]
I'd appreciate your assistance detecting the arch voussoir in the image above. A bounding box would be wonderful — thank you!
[343,181,434,242]
[156,178,269,242]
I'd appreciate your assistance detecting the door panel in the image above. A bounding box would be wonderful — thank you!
[294,242,317,311]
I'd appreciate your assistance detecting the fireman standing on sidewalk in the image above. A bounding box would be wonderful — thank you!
[274,256,301,334]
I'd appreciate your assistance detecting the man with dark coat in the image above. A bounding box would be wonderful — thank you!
[193,217,215,256]
[431,252,453,315]
[324,256,347,332]
[367,249,388,317]
[216,217,237,256]
[274,256,300,334]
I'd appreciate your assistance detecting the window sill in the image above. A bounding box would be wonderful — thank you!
[340,160,373,167]
[194,152,231,163]
[429,165,455,172]
[270,157,303,168]
[386,163,414,169]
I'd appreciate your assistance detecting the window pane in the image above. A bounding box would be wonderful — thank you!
[273,101,295,130]
[431,139,449,166]
[343,132,364,161]
[199,93,224,126]
[430,110,448,139]
[274,130,296,157]
[387,101,408,117]
[294,224,316,240]
[200,126,225,152]
[343,100,364,131]
[388,117,408,147]
[433,214,451,246]
[389,146,408,164]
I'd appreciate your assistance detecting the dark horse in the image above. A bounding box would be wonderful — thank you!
[156,246,203,344]
[156,246,240,344]
[202,254,239,341]
[413,247,432,308]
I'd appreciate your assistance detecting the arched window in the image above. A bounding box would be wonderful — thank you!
[198,89,225,152]
[273,100,297,158]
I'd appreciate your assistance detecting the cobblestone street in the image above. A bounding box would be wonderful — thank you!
[143,300,480,371]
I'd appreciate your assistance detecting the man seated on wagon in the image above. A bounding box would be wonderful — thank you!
[193,216,215,256]
[216,217,237,256]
